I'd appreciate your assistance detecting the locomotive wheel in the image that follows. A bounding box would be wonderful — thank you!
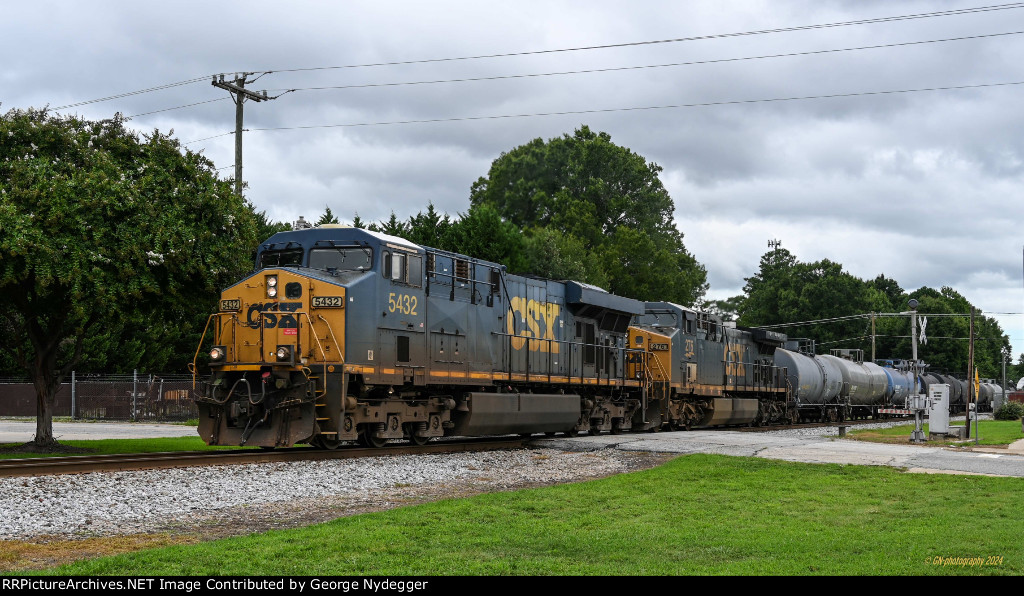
[359,429,388,448]
[588,427,601,436]
[311,436,339,450]
[564,428,579,437]
[405,423,430,446]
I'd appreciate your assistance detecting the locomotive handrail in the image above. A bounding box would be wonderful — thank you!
[491,331,633,386]
[647,348,671,384]
[300,312,332,398]
[189,313,221,389]
[315,314,345,366]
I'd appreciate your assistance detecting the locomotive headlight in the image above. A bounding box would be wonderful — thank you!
[276,345,292,362]
[266,275,278,298]
[209,346,226,361]
[267,285,278,298]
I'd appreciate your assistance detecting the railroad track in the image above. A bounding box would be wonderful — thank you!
[0,437,529,478]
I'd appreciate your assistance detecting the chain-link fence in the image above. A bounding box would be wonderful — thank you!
[0,372,200,422]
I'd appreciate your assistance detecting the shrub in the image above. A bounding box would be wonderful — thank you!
[994,401,1024,421]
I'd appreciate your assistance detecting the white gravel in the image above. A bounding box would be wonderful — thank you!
[0,448,659,541]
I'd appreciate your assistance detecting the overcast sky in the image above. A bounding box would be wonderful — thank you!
[5,0,1024,362]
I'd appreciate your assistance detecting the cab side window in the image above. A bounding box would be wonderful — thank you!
[382,250,422,288]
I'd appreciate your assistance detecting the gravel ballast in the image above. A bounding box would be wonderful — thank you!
[1,448,666,541]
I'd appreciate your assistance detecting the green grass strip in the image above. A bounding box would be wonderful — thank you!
[0,437,257,459]
[31,454,1024,576]
[850,420,1024,446]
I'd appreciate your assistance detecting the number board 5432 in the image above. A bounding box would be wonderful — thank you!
[312,296,344,308]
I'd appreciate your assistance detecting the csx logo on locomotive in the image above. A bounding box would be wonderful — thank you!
[246,302,302,329]
[506,297,561,352]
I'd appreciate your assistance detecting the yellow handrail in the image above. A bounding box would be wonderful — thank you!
[316,314,345,367]
[300,312,332,397]
[189,313,220,389]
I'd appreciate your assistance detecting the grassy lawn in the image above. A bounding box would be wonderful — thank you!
[850,420,1024,447]
[24,454,1024,576]
[0,437,263,459]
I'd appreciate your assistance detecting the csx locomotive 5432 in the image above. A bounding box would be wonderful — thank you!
[193,225,797,448]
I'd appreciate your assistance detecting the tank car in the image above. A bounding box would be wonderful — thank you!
[773,348,843,420]
[774,348,902,421]
[191,226,679,448]
[977,382,994,412]
[878,366,916,407]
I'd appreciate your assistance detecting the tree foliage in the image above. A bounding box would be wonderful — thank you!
[0,108,259,445]
[736,246,1010,377]
[905,286,1010,379]
[315,205,339,226]
[738,248,891,352]
[469,126,707,304]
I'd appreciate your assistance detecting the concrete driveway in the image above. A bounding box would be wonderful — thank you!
[0,420,198,443]
[536,430,1024,478]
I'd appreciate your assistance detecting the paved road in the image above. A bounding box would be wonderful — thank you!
[536,430,1024,478]
[0,420,198,443]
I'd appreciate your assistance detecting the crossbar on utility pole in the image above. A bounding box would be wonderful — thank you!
[212,73,274,195]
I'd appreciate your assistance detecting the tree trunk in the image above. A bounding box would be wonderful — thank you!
[31,363,61,448]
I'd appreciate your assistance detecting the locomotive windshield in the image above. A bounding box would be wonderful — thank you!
[309,247,373,272]
[259,248,304,268]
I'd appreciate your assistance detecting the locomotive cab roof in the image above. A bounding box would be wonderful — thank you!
[259,226,421,256]
[254,226,424,274]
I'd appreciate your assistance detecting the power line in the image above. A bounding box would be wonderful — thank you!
[255,3,1024,75]
[262,31,1024,96]
[129,29,1024,123]
[757,314,871,329]
[50,76,210,111]
[126,98,228,119]
[183,131,237,144]
[758,309,1021,330]
[225,80,1024,137]
[45,3,1024,114]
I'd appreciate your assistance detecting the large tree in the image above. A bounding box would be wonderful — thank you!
[736,246,1010,375]
[469,125,707,305]
[739,247,900,354]
[0,108,259,448]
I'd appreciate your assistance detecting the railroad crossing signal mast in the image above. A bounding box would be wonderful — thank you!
[212,73,275,195]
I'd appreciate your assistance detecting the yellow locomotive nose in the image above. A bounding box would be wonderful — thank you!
[193,266,348,448]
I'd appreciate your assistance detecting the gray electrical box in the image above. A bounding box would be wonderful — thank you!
[928,384,950,435]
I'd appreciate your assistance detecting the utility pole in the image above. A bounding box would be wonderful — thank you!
[1001,347,1009,412]
[967,308,975,439]
[212,73,274,195]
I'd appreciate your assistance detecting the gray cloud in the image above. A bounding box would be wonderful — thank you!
[5,0,1024,353]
